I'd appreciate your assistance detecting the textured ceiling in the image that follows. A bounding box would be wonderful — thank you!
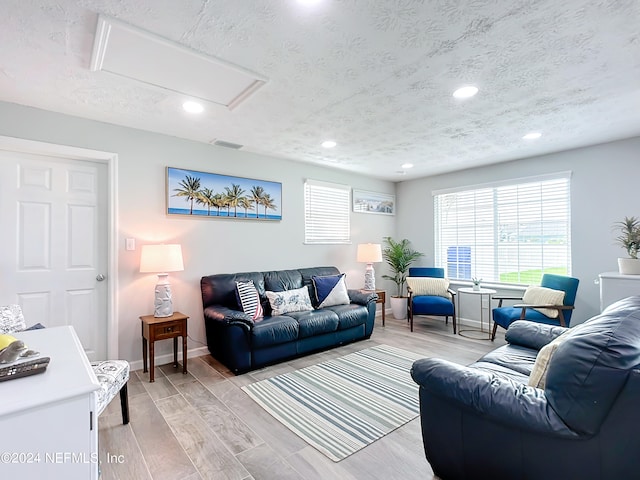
[1,0,639,180]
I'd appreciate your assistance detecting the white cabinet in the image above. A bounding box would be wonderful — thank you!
[599,272,640,312]
[0,326,100,480]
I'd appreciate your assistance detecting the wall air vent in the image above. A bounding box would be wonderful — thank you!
[90,15,267,110]
[213,140,244,150]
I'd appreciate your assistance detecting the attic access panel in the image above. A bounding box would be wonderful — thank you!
[90,15,267,110]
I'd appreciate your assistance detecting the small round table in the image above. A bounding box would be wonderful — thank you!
[457,287,496,340]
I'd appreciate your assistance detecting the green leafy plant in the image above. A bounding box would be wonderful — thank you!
[381,237,424,297]
[614,216,640,259]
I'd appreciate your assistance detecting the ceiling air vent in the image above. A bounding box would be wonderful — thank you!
[213,140,244,150]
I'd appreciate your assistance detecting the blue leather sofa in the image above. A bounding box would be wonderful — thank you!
[201,266,377,373]
[411,296,640,480]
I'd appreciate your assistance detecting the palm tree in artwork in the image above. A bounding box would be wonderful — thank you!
[173,175,201,215]
[261,193,277,218]
[212,193,226,216]
[224,184,245,217]
[238,197,254,218]
[196,187,216,216]
[250,185,265,218]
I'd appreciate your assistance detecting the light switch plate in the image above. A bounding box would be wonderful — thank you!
[125,238,135,251]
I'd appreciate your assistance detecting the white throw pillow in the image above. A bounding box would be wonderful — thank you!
[522,286,565,318]
[266,287,313,315]
[528,331,570,389]
[406,277,450,298]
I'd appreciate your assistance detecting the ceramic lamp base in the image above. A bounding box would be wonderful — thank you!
[363,263,376,290]
[153,274,174,317]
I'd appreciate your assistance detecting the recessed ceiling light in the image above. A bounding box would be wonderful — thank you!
[401,163,414,169]
[522,132,542,140]
[452,85,479,99]
[182,101,204,114]
[297,0,322,5]
[321,140,337,148]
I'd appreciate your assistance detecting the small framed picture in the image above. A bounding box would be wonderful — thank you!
[352,189,395,215]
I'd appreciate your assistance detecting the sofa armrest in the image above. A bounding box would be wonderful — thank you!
[203,305,254,331]
[411,357,577,437]
[348,289,377,306]
[505,320,568,350]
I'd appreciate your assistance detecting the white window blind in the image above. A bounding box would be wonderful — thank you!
[434,173,571,285]
[304,179,351,244]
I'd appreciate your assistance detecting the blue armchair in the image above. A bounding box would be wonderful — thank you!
[491,273,580,340]
[407,267,456,333]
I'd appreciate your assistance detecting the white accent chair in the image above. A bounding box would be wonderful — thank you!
[0,304,129,424]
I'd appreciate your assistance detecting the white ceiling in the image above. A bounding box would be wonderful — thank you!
[1,1,639,181]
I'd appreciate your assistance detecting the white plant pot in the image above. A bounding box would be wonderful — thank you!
[390,296,408,320]
[618,257,640,275]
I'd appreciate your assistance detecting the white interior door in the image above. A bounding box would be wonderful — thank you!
[0,150,108,360]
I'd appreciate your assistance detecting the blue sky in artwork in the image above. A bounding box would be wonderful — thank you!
[167,167,282,215]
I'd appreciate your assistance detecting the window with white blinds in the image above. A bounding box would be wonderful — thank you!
[304,179,351,244]
[434,173,571,285]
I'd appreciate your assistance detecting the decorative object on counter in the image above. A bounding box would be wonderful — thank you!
[614,216,640,274]
[357,243,382,290]
[382,237,424,319]
[140,244,184,317]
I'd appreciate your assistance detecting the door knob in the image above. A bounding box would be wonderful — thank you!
[96,274,106,281]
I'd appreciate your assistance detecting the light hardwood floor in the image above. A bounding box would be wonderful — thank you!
[98,314,506,480]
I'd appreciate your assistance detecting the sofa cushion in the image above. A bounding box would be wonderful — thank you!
[545,296,640,435]
[312,273,350,308]
[324,304,368,330]
[264,269,303,292]
[476,344,538,377]
[522,285,565,318]
[287,309,339,338]
[251,316,299,348]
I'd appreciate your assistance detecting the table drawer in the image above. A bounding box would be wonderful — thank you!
[152,321,184,340]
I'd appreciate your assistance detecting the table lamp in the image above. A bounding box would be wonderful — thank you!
[357,243,382,290]
[140,244,184,317]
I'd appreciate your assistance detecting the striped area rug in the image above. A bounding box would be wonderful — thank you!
[241,344,422,461]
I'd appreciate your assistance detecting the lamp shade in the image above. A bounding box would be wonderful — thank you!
[140,244,184,273]
[357,243,382,263]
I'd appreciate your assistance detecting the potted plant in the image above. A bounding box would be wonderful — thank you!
[381,237,424,319]
[614,216,640,274]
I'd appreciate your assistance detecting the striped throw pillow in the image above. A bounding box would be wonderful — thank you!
[236,281,264,321]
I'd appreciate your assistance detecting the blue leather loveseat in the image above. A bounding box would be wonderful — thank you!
[411,296,640,480]
[201,266,377,373]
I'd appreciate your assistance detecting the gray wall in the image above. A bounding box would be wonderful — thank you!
[0,101,396,364]
[396,136,640,324]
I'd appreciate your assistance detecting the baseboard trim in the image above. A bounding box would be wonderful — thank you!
[128,346,209,372]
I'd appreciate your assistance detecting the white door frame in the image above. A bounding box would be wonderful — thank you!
[0,135,119,358]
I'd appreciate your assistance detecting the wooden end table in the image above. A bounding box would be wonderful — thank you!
[140,311,189,382]
[375,290,386,326]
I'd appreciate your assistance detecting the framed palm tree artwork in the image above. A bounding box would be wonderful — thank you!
[166,167,282,220]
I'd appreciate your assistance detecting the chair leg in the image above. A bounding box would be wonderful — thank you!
[119,382,130,425]
[491,322,498,341]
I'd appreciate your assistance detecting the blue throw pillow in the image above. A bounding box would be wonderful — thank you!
[312,274,350,308]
